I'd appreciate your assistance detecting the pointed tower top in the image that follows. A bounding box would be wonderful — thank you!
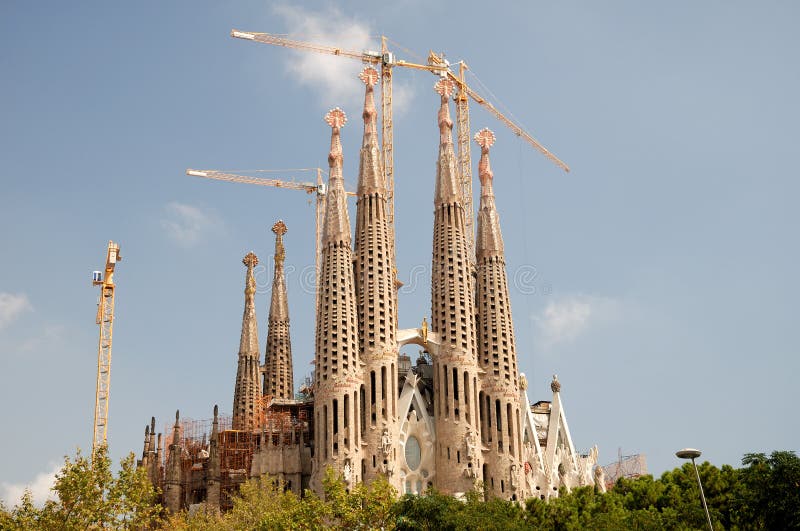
[357,67,385,196]
[475,127,496,149]
[475,127,505,259]
[171,410,181,445]
[272,219,287,237]
[325,107,347,129]
[434,78,460,206]
[268,220,289,321]
[243,252,258,269]
[272,221,287,268]
[239,252,260,355]
[326,108,347,172]
[435,79,455,145]
[435,78,455,99]
[475,127,496,186]
[323,108,352,245]
[211,404,219,436]
[243,252,258,299]
[359,66,379,87]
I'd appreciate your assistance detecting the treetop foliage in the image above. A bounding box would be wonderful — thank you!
[2,449,798,530]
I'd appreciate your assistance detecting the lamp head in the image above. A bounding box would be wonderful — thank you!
[676,448,702,460]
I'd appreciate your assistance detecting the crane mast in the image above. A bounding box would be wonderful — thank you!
[92,240,120,455]
[380,36,396,268]
[454,63,475,261]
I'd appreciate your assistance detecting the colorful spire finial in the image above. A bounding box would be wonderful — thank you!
[243,252,259,269]
[551,374,561,393]
[475,128,496,150]
[359,66,379,87]
[435,79,455,147]
[272,220,288,237]
[324,107,347,129]
[272,220,287,268]
[434,78,455,99]
[475,128,496,185]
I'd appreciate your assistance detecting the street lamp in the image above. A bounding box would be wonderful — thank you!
[676,448,713,531]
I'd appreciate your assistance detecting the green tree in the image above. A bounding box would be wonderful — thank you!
[2,446,161,530]
[395,487,528,530]
[735,450,800,530]
[321,467,397,529]
[394,488,462,530]
[3,490,47,530]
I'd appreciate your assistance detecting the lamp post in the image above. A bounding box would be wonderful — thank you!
[676,448,713,531]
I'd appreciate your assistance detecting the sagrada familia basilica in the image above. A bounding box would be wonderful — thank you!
[137,68,604,513]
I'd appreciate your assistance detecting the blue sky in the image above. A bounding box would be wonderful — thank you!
[1,1,798,504]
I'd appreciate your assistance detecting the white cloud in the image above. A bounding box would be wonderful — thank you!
[391,79,416,117]
[533,294,620,348]
[18,324,64,354]
[161,202,220,247]
[272,5,381,110]
[0,292,32,330]
[1,464,58,507]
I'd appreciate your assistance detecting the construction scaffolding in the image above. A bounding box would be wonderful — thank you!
[153,399,314,510]
[601,450,648,489]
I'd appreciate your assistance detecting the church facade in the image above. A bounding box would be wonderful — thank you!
[137,68,604,513]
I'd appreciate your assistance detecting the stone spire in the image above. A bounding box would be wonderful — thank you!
[206,404,221,510]
[155,432,163,482]
[312,108,363,491]
[322,107,352,244]
[264,220,294,401]
[474,129,524,500]
[354,66,399,486]
[434,79,461,206]
[164,410,183,514]
[430,78,483,494]
[139,425,150,469]
[147,416,158,485]
[475,128,504,259]
[232,252,262,431]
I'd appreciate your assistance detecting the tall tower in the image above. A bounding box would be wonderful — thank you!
[353,67,399,485]
[474,128,524,499]
[264,220,294,401]
[206,404,221,510]
[430,78,483,493]
[312,108,363,490]
[164,410,183,514]
[232,252,262,431]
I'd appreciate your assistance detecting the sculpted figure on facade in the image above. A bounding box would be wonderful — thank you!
[594,465,607,493]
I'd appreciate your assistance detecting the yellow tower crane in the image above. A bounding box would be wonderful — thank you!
[186,168,356,305]
[229,29,569,262]
[91,240,121,455]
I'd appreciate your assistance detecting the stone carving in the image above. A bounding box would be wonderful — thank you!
[343,459,352,483]
[519,372,528,391]
[551,374,561,393]
[594,465,606,493]
[381,428,392,457]
[466,429,478,461]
